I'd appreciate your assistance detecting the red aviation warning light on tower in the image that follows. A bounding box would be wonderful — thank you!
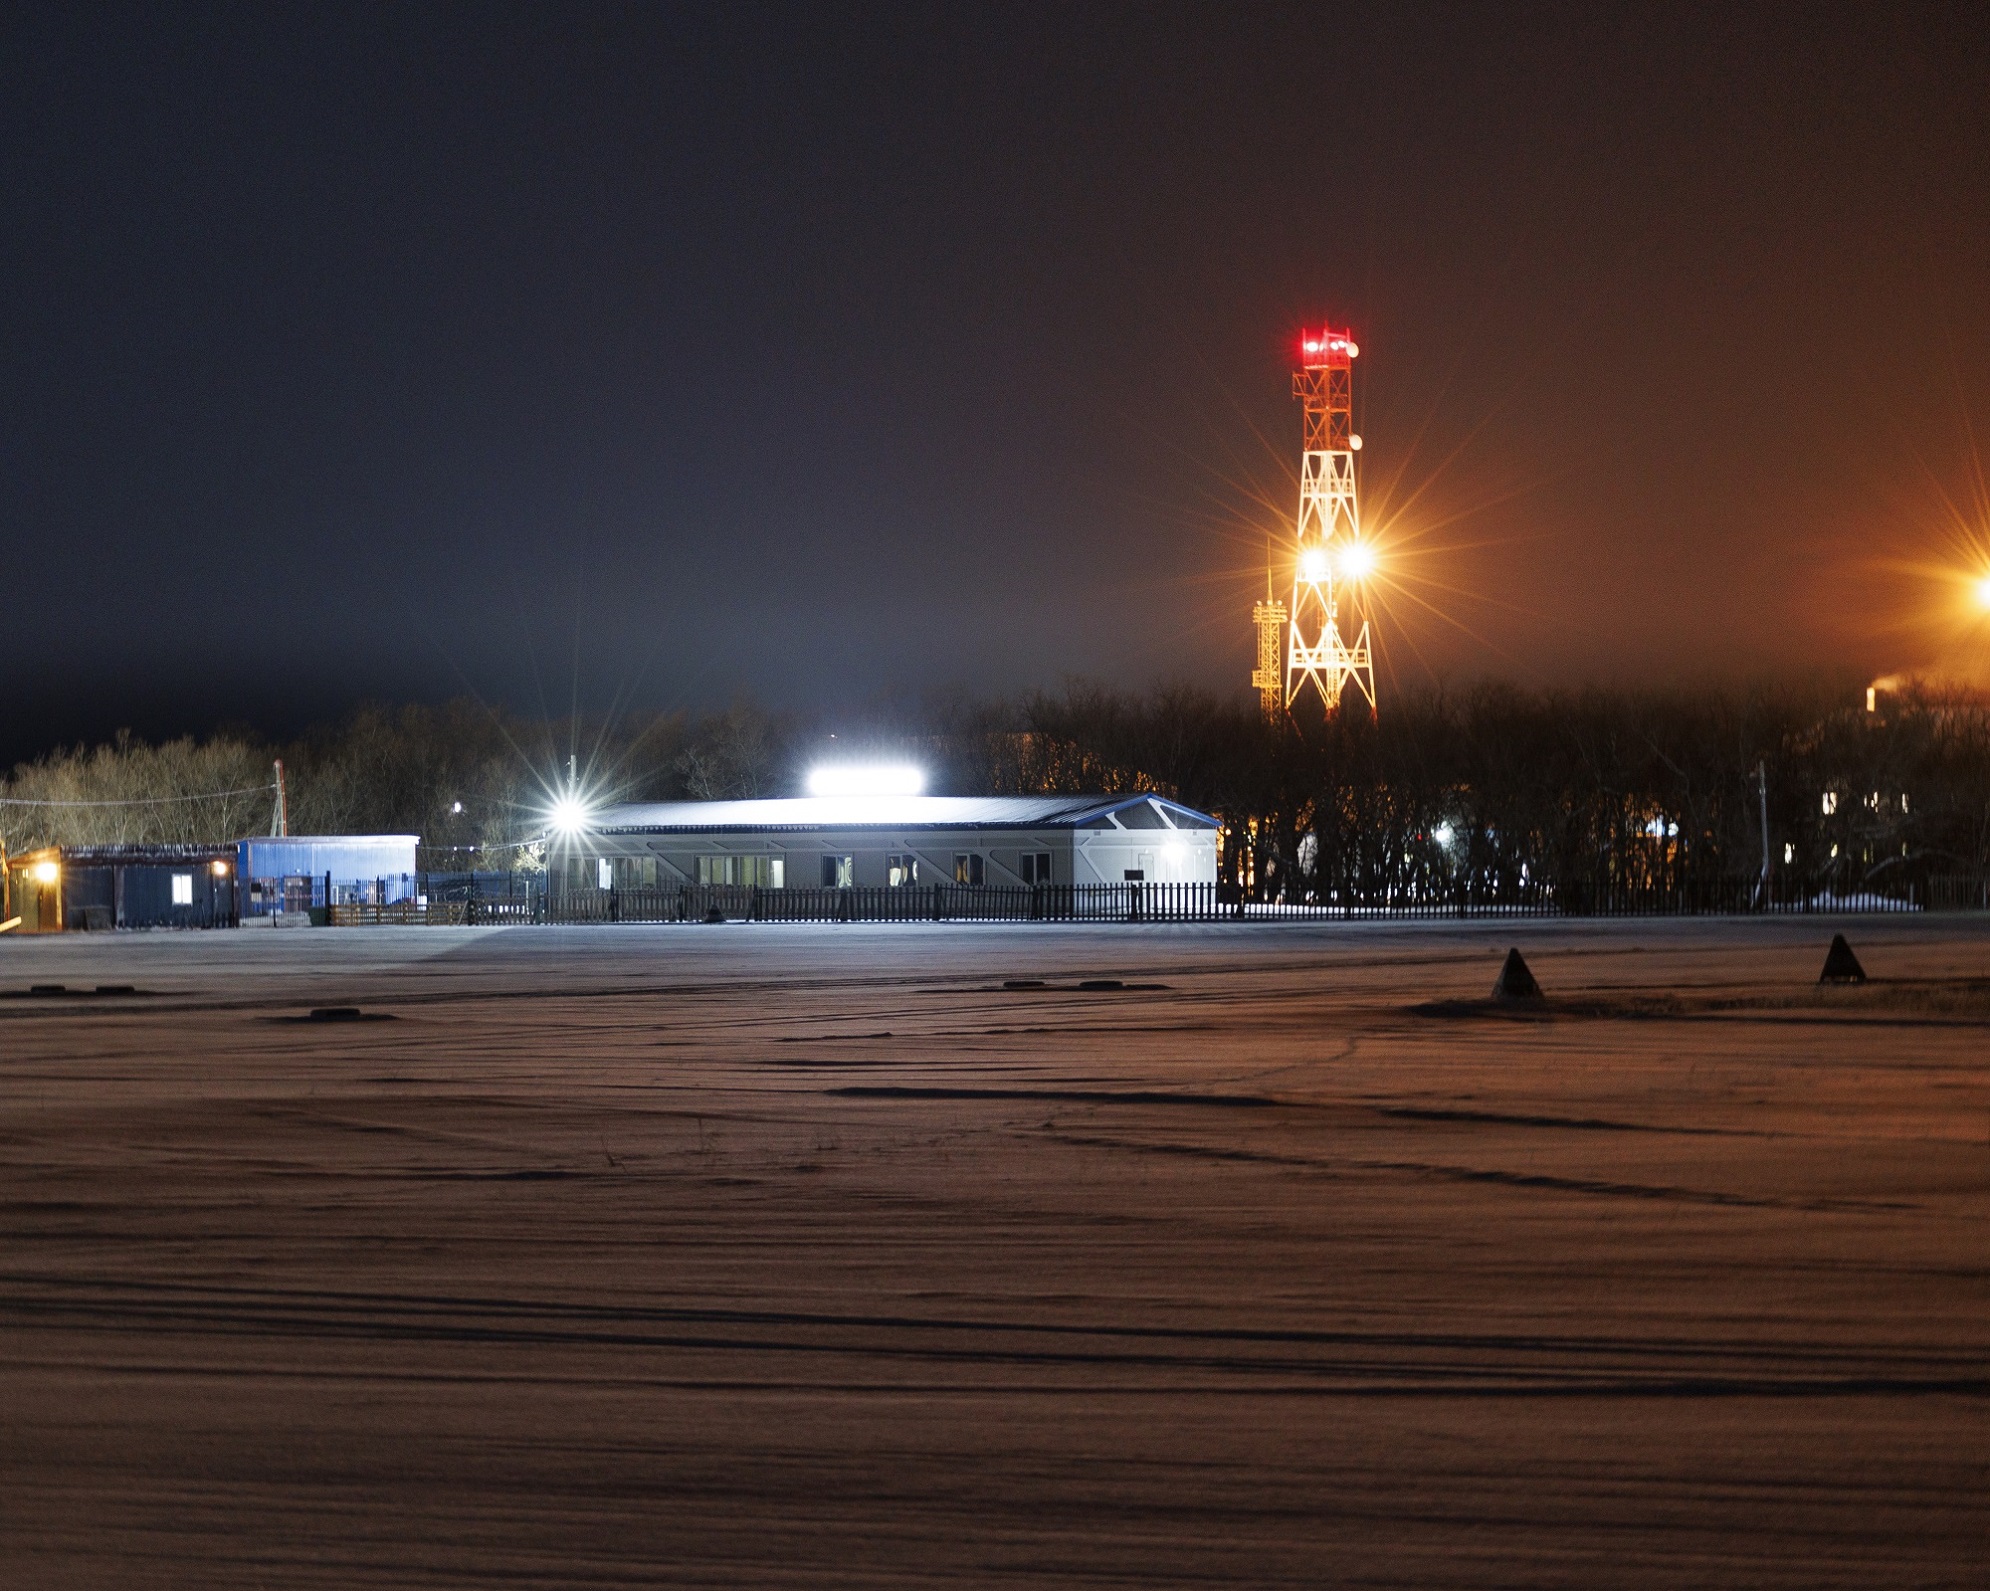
[1254,324,1376,720]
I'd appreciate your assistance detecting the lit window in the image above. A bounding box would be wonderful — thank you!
[1018,852,1052,885]
[822,855,854,889]
[698,856,782,887]
[171,873,193,905]
[953,853,984,886]
[887,854,919,887]
[597,858,613,890]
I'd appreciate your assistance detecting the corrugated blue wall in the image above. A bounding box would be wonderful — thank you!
[237,836,418,883]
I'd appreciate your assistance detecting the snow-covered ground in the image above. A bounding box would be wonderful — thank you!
[3,915,1988,1586]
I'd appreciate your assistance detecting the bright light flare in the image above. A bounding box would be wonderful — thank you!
[548,792,592,834]
[1974,572,1990,611]
[805,764,926,798]
[1298,546,1329,583]
[30,860,58,884]
[1338,539,1376,581]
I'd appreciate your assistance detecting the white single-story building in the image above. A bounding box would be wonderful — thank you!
[555,794,1220,892]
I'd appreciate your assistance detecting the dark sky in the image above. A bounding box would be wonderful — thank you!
[4,3,1988,758]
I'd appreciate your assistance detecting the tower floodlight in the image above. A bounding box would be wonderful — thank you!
[1274,325,1375,718]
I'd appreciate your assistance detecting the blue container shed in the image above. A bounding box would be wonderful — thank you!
[237,835,420,916]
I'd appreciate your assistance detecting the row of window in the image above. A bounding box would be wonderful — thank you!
[583,851,1059,889]
[1820,790,1910,816]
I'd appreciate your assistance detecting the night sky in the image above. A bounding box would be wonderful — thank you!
[4,4,1987,760]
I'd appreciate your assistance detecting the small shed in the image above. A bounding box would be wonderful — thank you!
[5,844,240,932]
[237,835,421,916]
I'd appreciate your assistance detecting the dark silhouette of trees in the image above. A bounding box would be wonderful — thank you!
[5,680,1985,900]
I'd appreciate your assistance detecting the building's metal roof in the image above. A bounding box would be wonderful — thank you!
[584,794,1218,835]
[239,835,420,847]
[14,843,238,865]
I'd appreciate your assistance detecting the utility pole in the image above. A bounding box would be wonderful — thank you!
[271,760,288,838]
[1756,760,1771,903]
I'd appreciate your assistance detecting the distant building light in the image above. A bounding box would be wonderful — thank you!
[805,765,925,798]
[1821,791,1837,815]
[1432,823,1455,846]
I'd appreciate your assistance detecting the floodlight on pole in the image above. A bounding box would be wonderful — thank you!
[549,792,592,835]
[805,765,926,798]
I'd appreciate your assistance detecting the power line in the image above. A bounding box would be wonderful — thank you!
[0,784,278,809]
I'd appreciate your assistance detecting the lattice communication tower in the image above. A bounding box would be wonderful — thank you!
[1251,561,1286,720]
[1262,325,1375,719]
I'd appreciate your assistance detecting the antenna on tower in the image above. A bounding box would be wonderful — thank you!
[1271,324,1375,718]
[1251,536,1287,723]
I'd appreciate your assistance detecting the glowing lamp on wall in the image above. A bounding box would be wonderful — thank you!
[30,860,58,884]
[549,793,592,835]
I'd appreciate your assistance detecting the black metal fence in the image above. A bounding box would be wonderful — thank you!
[535,874,1989,925]
[550,882,1229,924]
[314,871,1990,927]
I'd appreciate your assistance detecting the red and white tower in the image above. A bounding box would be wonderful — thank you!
[1280,325,1375,717]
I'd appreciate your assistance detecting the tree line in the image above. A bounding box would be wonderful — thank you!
[4,682,1986,897]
